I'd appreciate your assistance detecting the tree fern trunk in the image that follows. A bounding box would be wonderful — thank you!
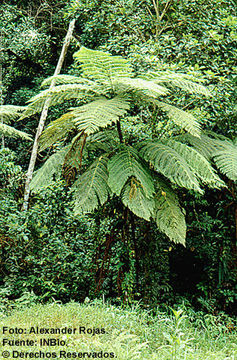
[117,120,123,143]
[21,19,76,211]
[130,212,139,288]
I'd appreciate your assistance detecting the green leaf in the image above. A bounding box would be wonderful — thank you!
[148,72,212,96]
[213,144,237,181]
[20,83,98,119]
[74,46,134,83]
[30,147,69,191]
[108,146,155,197]
[155,101,201,137]
[65,96,130,135]
[162,139,225,188]
[113,77,169,98]
[87,130,120,152]
[121,179,155,221]
[0,105,26,124]
[72,154,110,214]
[41,75,96,88]
[153,179,186,245]
[0,123,32,140]
[139,140,203,192]
[177,133,229,159]
[40,113,75,151]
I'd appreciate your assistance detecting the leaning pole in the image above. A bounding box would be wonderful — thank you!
[22,19,76,211]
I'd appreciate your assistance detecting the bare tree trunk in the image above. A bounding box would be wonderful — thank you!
[22,19,76,211]
[0,30,5,149]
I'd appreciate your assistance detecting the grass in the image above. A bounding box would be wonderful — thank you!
[0,299,236,359]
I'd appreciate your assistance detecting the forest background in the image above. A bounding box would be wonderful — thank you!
[0,0,236,316]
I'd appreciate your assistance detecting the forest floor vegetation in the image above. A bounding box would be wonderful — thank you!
[0,299,236,360]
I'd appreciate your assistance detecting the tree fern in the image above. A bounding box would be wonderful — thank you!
[113,77,169,98]
[177,133,231,159]
[0,123,32,140]
[72,154,110,214]
[121,179,155,221]
[153,178,186,245]
[41,75,96,88]
[87,130,120,152]
[0,105,26,124]
[162,139,225,188]
[30,146,69,191]
[40,113,75,151]
[63,134,87,171]
[108,145,154,197]
[25,46,227,246]
[0,105,31,140]
[155,101,201,136]
[147,72,212,96]
[20,83,99,119]
[139,140,203,192]
[61,96,130,135]
[213,142,237,181]
[73,46,134,83]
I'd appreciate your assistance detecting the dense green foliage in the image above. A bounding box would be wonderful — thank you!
[0,0,236,316]
[1,301,237,360]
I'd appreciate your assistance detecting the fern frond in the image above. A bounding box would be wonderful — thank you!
[73,46,134,83]
[0,105,26,124]
[63,135,87,177]
[113,77,169,98]
[147,72,211,96]
[108,146,154,197]
[139,140,203,192]
[20,83,99,119]
[153,178,186,245]
[30,146,69,191]
[87,130,120,152]
[121,179,155,221]
[213,143,237,181]
[162,139,225,188]
[0,123,32,140]
[177,133,228,159]
[72,154,110,214]
[155,101,201,136]
[39,113,76,151]
[41,75,96,88]
[67,96,130,135]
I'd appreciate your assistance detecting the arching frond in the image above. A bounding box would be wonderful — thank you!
[162,139,225,188]
[87,130,120,152]
[213,143,237,181]
[20,83,99,119]
[113,77,169,98]
[121,179,155,221]
[155,101,201,137]
[153,178,186,245]
[39,113,75,151]
[0,123,32,140]
[30,147,69,191]
[139,140,203,192]
[41,75,96,88]
[147,72,211,96]
[72,154,110,214]
[66,96,130,135]
[63,135,85,171]
[73,46,134,83]
[108,146,154,197]
[177,133,229,159]
[0,105,26,124]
